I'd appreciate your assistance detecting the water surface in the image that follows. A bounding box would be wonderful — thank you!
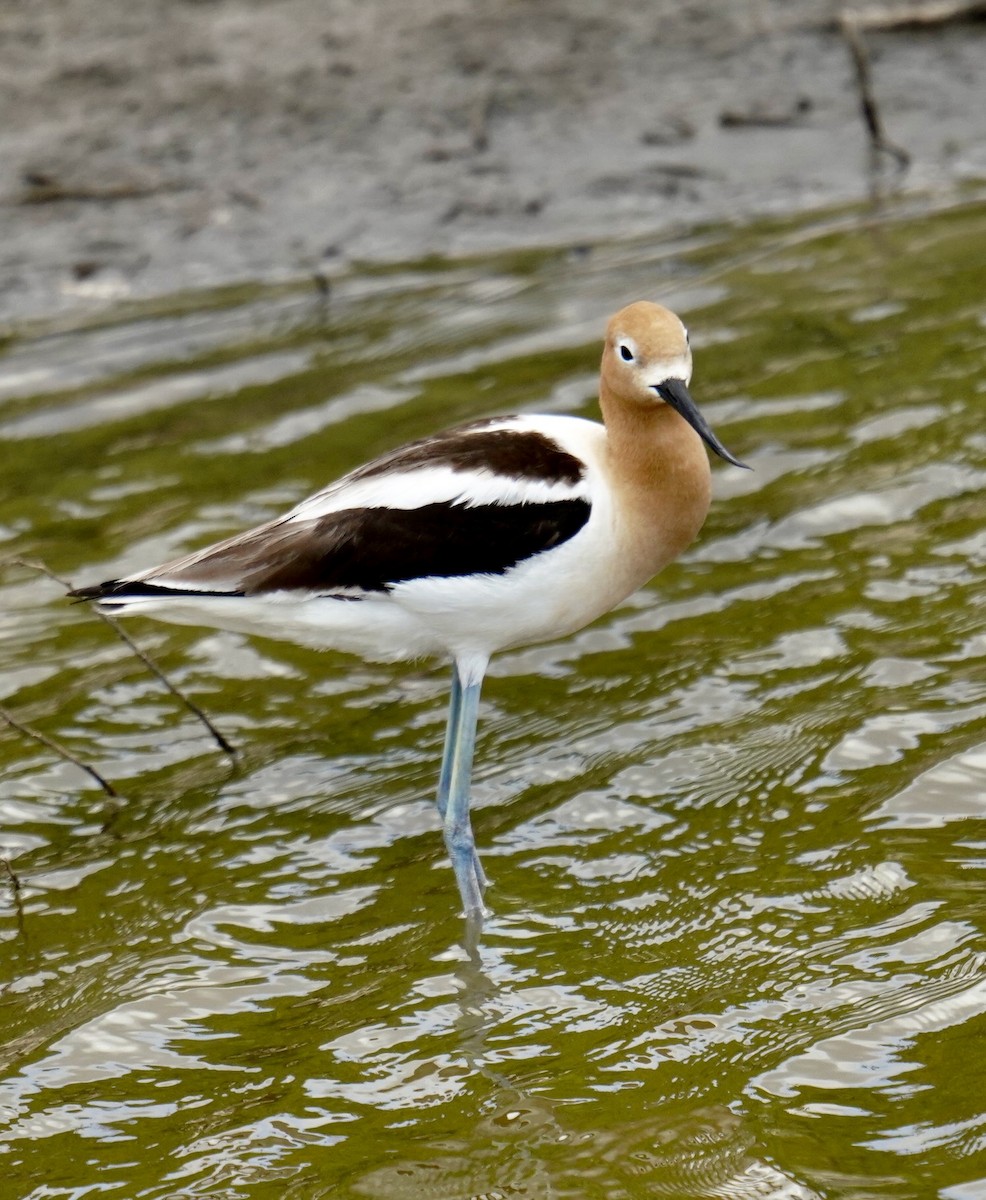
[1,197,985,1198]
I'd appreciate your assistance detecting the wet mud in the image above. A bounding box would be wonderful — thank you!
[1,0,984,325]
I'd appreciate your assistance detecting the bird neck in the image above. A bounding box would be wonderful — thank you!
[599,386,713,568]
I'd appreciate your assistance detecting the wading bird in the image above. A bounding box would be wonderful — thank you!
[73,301,747,924]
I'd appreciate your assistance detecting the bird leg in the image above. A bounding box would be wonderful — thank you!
[436,662,487,917]
[435,665,462,822]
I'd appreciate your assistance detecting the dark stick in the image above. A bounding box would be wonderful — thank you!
[0,857,26,938]
[847,1,986,31]
[839,13,911,169]
[0,858,23,901]
[6,558,237,758]
[0,704,119,798]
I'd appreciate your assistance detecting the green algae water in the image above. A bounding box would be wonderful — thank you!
[1,196,985,1199]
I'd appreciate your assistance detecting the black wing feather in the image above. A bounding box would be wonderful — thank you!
[71,498,591,601]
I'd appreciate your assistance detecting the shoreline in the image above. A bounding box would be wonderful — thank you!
[1,1,984,328]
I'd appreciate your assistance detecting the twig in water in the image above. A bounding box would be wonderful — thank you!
[0,703,119,798]
[0,858,23,901]
[0,858,26,938]
[5,558,237,758]
[839,13,912,169]
[719,97,813,128]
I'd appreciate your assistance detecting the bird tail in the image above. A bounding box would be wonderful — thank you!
[69,579,241,605]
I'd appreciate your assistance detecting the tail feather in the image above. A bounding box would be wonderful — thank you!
[70,579,243,603]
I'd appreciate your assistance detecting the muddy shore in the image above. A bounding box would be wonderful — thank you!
[1,0,984,327]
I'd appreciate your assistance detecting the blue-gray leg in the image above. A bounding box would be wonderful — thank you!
[436,663,487,918]
[436,666,462,822]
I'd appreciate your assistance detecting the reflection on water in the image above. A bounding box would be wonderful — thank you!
[1,198,985,1199]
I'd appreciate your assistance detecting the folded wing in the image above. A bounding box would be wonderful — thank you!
[72,418,595,604]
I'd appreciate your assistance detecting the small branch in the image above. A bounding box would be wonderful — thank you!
[18,170,189,206]
[844,1,986,31]
[0,858,22,901]
[0,858,26,937]
[7,558,237,758]
[839,13,912,169]
[469,91,494,153]
[719,97,813,129]
[87,609,239,758]
[0,704,119,798]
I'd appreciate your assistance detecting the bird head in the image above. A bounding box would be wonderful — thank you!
[602,301,748,469]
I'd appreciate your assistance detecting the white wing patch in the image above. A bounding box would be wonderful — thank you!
[286,415,600,522]
[285,463,584,520]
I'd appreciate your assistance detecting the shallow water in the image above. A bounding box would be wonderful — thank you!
[1,196,985,1199]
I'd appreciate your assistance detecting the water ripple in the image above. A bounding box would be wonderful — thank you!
[2,198,985,1198]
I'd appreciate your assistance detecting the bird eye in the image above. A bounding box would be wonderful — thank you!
[619,343,634,362]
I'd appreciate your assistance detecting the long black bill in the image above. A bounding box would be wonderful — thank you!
[656,378,750,470]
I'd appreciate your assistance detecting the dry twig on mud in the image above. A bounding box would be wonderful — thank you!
[843,1,986,30]
[839,12,911,168]
[4,558,237,758]
[18,170,189,206]
[719,98,813,129]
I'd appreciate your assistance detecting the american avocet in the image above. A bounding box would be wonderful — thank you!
[72,301,747,922]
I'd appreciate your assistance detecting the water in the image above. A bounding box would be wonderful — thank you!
[1,195,985,1199]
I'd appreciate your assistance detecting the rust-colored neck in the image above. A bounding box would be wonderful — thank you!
[599,381,713,577]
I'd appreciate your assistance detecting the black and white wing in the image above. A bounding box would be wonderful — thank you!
[72,417,597,605]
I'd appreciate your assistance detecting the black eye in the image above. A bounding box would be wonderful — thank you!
[619,344,634,362]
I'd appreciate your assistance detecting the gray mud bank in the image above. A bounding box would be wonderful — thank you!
[1,0,984,326]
